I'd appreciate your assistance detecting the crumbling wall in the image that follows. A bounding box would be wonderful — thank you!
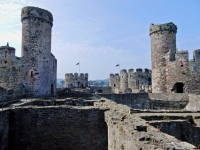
[8,107,108,150]
[100,93,150,109]
[100,93,190,110]
[185,94,200,111]
[150,121,200,147]
[0,110,9,150]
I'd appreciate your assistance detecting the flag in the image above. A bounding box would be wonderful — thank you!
[76,62,79,66]
[116,64,119,67]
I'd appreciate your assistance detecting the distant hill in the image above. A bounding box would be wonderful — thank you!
[57,78,109,84]
[92,78,109,83]
[57,78,64,84]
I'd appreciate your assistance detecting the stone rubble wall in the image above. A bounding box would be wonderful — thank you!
[0,110,9,150]
[99,93,192,110]
[94,96,196,149]
[0,107,107,150]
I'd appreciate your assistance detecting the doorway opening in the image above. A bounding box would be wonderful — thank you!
[51,84,54,95]
[173,82,184,93]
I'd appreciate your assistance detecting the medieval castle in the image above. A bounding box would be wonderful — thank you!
[2,6,200,150]
[0,6,57,96]
[108,22,200,95]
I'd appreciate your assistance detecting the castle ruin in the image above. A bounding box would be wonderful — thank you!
[150,22,200,94]
[1,6,200,150]
[65,73,88,88]
[110,68,152,93]
[0,6,57,96]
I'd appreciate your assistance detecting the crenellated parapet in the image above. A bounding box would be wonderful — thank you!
[149,22,177,35]
[110,68,151,93]
[65,73,88,88]
[21,6,53,26]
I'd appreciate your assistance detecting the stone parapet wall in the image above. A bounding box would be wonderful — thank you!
[89,86,111,93]
[21,6,53,26]
[99,93,191,110]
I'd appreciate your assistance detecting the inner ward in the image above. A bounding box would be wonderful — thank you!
[0,95,108,150]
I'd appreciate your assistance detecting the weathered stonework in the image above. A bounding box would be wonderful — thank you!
[1,92,200,149]
[150,22,200,94]
[65,73,88,88]
[0,6,57,96]
[110,68,151,93]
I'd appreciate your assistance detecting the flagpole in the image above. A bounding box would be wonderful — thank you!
[119,64,120,73]
[79,61,80,74]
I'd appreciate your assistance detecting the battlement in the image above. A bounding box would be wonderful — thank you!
[136,68,142,72]
[116,68,152,75]
[65,73,88,79]
[149,22,177,35]
[175,50,188,60]
[193,49,200,61]
[0,45,15,51]
[21,6,53,26]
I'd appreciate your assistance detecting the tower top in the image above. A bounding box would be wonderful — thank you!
[149,22,177,35]
[21,6,53,25]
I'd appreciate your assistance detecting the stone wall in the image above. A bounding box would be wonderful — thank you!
[0,46,23,90]
[100,93,151,109]
[0,86,7,102]
[100,93,190,110]
[0,110,9,150]
[89,86,111,93]
[8,107,107,150]
[150,121,200,146]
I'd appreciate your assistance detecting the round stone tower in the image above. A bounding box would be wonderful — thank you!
[150,22,177,93]
[128,69,134,90]
[21,6,54,95]
[120,69,128,92]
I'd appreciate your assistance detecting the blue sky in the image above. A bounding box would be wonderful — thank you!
[0,0,200,80]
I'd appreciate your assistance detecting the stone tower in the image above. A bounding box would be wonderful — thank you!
[128,69,135,90]
[150,22,177,93]
[120,69,128,92]
[21,6,56,96]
